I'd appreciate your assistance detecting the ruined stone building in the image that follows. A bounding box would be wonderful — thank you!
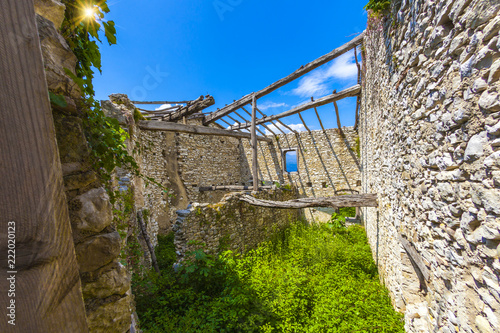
[17,0,500,331]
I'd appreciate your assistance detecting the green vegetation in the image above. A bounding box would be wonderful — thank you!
[364,0,391,15]
[134,220,404,332]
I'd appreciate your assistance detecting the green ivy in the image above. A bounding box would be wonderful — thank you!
[60,1,166,201]
[364,0,391,15]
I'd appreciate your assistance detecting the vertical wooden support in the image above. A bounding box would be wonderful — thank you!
[0,1,88,331]
[332,90,344,137]
[251,93,259,190]
[354,46,361,131]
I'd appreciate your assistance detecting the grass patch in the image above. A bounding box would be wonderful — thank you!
[134,223,404,332]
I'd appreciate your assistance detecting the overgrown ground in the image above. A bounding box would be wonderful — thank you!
[133,209,404,332]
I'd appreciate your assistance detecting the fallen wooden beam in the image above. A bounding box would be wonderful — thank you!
[229,85,361,130]
[137,120,272,142]
[239,193,378,208]
[162,95,215,122]
[199,185,274,191]
[203,32,365,124]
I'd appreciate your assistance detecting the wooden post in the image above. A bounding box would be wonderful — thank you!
[251,93,259,190]
[0,1,88,331]
[332,90,344,137]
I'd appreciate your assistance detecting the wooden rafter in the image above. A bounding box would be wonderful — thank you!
[162,95,215,122]
[203,33,365,124]
[298,112,311,132]
[229,85,360,130]
[138,120,271,142]
[311,97,326,131]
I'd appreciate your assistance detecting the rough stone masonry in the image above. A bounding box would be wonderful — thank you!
[361,0,500,331]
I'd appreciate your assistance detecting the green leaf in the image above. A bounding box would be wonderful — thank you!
[48,92,68,108]
[103,21,117,45]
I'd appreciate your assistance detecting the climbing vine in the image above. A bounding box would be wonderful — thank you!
[60,0,164,201]
[364,0,391,15]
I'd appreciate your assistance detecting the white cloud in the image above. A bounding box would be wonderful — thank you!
[264,123,306,135]
[258,101,288,110]
[155,103,181,111]
[291,52,360,97]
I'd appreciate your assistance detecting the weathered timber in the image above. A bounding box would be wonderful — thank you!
[239,194,378,208]
[138,121,272,142]
[332,90,344,136]
[275,118,299,134]
[251,94,259,190]
[138,210,161,274]
[298,112,312,132]
[203,32,365,124]
[229,85,361,130]
[199,185,274,191]
[398,235,430,282]
[312,97,326,131]
[132,100,190,104]
[162,95,215,122]
[0,1,88,331]
[137,105,182,113]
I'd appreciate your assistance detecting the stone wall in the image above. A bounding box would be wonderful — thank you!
[361,0,500,331]
[242,128,362,222]
[173,189,302,259]
[35,2,132,332]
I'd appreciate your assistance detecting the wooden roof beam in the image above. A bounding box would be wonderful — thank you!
[203,33,365,124]
[138,121,272,142]
[229,84,360,130]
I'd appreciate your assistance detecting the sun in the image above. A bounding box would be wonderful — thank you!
[84,7,95,19]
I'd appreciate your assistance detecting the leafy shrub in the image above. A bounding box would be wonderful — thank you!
[135,223,404,332]
[364,0,391,14]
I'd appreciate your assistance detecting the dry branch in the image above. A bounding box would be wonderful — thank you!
[137,210,161,275]
[239,194,378,208]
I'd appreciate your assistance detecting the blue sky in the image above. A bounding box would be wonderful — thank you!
[94,0,369,131]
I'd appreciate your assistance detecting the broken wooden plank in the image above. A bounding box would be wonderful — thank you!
[137,120,272,142]
[162,95,215,122]
[203,33,365,124]
[239,194,378,208]
[229,85,361,130]
[398,235,431,282]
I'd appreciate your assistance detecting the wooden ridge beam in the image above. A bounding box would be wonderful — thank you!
[132,100,190,104]
[162,95,215,122]
[203,33,365,124]
[138,120,272,142]
[239,193,378,208]
[229,85,361,130]
[199,185,274,191]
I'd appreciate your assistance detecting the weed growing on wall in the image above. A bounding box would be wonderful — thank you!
[134,223,404,332]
